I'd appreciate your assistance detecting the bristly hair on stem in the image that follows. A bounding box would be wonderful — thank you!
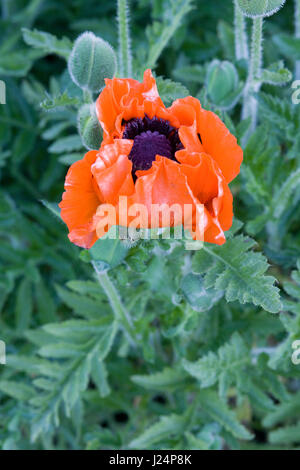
[117,0,133,78]
[234,0,249,61]
[242,16,263,143]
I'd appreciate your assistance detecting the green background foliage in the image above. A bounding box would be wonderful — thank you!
[0,0,300,450]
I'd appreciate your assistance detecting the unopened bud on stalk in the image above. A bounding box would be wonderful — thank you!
[237,0,286,18]
[78,103,102,150]
[68,32,117,93]
[206,60,240,109]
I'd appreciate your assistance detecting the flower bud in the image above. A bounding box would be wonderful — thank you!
[237,0,286,18]
[68,32,117,93]
[78,103,102,150]
[206,60,239,109]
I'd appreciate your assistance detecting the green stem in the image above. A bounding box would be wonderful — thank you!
[234,0,249,61]
[93,263,136,345]
[117,0,132,77]
[242,16,263,139]
[83,89,93,104]
[295,0,300,79]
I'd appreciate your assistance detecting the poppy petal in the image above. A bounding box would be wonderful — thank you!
[169,96,243,183]
[91,139,135,205]
[96,69,165,142]
[59,151,101,249]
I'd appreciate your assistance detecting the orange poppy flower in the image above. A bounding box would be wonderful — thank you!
[59,69,243,248]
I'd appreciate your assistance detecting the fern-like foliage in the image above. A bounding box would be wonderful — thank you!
[8,314,117,441]
[191,224,282,313]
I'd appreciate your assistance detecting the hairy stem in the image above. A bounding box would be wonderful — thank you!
[234,0,249,61]
[117,0,132,77]
[295,0,300,79]
[83,89,93,103]
[93,262,136,345]
[242,16,263,139]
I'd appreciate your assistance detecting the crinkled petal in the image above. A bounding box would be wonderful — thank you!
[59,151,101,249]
[169,96,243,183]
[96,69,165,142]
[177,149,233,233]
[91,139,135,205]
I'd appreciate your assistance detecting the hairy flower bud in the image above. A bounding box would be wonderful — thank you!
[206,60,240,109]
[78,103,102,150]
[68,32,117,93]
[237,0,286,18]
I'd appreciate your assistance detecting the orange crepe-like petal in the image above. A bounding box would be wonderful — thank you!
[59,151,101,249]
[91,139,134,205]
[177,150,233,232]
[96,69,165,142]
[168,96,243,183]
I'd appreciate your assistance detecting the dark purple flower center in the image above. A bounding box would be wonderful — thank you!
[122,115,183,179]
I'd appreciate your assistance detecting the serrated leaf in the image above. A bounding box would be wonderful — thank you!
[192,232,281,313]
[198,390,253,440]
[128,411,191,449]
[260,62,292,85]
[156,76,189,106]
[41,92,79,111]
[183,333,252,400]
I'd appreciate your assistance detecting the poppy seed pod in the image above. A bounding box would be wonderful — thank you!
[78,103,103,150]
[206,60,239,109]
[237,0,286,18]
[68,32,117,93]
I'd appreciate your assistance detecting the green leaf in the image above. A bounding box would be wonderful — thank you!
[48,135,82,153]
[146,0,194,69]
[91,358,111,397]
[156,76,189,106]
[88,227,130,270]
[0,381,35,401]
[272,169,300,219]
[128,411,191,449]
[30,320,117,441]
[40,200,61,221]
[131,367,190,391]
[22,28,72,60]
[41,92,79,111]
[269,422,300,445]
[183,333,250,390]
[0,50,42,77]
[55,285,107,319]
[198,390,253,440]
[181,273,223,312]
[260,62,292,86]
[273,34,300,61]
[173,65,205,84]
[15,278,33,332]
[263,392,300,428]
[217,21,235,61]
[192,232,282,313]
